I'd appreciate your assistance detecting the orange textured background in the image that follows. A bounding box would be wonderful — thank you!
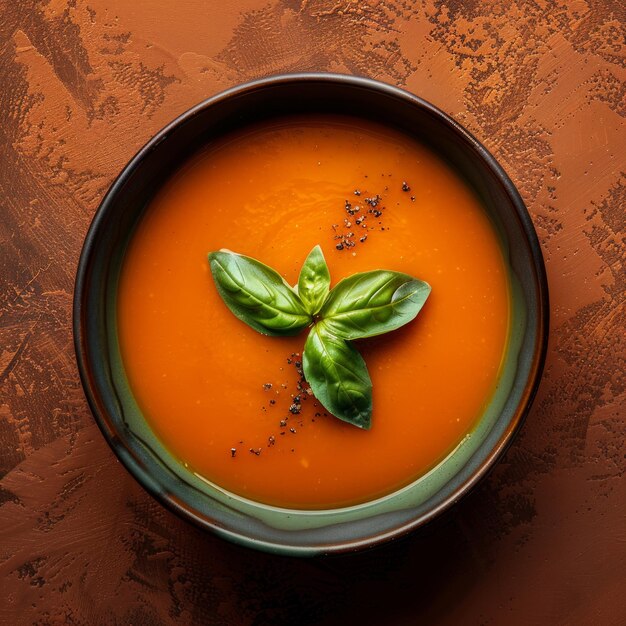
[0,1,624,624]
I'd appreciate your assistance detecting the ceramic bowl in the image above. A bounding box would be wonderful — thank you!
[73,74,548,556]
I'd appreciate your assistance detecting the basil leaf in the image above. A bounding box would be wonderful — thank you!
[297,245,331,315]
[320,271,430,340]
[303,323,372,429]
[208,250,312,336]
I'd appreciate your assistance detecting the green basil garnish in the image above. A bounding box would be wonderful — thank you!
[208,250,311,336]
[297,245,331,315]
[320,270,431,340]
[303,323,372,429]
[208,246,430,428]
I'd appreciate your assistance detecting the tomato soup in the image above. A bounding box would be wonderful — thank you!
[117,116,510,509]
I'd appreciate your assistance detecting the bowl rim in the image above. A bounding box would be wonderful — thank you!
[73,72,549,555]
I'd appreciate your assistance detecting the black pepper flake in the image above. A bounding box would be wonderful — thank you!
[268,435,276,446]
[345,201,360,216]
[262,383,272,391]
[230,448,237,458]
[295,361,301,369]
[290,427,297,434]
[289,403,301,415]
[402,181,411,192]
[354,189,361,196]
[364,194,381,207]
[410,196,416,201]
[269,399,276,405]
[336,243,344,251]
[249,448,261,456]
[360,235,368,243]
[280,419,287,427]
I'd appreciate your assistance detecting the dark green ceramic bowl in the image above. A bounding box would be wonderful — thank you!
[74,74,548,556]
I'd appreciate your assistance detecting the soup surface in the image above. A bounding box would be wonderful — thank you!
[117,116,510,509]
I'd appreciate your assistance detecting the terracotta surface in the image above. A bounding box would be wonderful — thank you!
[0,1,624,624]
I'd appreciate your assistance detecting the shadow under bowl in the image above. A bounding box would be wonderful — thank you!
[73,73,549,556]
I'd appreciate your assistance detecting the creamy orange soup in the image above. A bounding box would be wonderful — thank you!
[117,116,510,509]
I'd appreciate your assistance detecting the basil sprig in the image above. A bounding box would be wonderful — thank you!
[208,245,430,429]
